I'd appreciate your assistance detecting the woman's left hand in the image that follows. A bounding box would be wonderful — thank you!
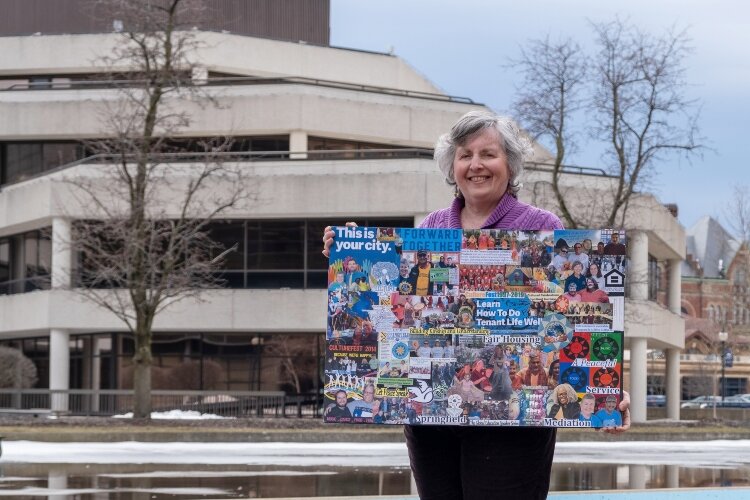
[602,390,631,434]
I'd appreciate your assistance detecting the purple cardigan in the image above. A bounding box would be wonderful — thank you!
[419,194,563,230]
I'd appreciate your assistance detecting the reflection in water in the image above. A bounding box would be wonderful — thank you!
[0,464,411,498]
[549,463,750,492]
[0,463,750,498]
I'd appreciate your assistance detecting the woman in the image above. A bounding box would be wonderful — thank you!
[323,111,630,499]
[547,383,581,419]
[547,358,560,389]
[579,277,610,303]
[587,262,605,290]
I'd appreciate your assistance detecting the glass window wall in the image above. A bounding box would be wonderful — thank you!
[0,229,52,295]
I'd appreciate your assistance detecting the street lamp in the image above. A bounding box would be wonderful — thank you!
[718,330,728,402]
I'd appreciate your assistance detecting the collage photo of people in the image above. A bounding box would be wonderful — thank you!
[324,226,626,428]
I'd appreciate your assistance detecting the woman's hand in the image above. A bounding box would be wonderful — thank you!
[602,390,631,434]
[322,222,358,258]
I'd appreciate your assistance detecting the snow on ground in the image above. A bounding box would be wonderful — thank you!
[113,409,231,419]
[2,440,750,468]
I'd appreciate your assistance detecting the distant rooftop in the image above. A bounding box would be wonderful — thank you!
[682,215,741,278]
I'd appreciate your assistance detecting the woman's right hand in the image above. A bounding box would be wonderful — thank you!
[322,222,358,258]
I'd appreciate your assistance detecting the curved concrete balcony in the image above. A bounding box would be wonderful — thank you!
[0,288,327,338]
[0,155,451,234]
[626,299,685,350]
[0,79,482,146]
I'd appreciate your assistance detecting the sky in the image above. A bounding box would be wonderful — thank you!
[330,0,750,232]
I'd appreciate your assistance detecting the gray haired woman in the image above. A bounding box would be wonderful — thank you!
[322,110,630,500]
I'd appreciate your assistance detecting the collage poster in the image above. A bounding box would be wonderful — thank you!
[324,227,627,428]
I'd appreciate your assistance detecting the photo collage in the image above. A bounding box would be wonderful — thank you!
[324,226,627,428]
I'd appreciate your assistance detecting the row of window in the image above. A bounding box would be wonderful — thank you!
[2,332,326,394]
[0,218,413,294]
[0,136,411,186]
[0,137,289,186]
[706,303,750,326]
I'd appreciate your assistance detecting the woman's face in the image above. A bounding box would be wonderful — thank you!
[453,128,510,207]
[589,263,598,275]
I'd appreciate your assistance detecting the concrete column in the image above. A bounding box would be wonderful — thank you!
[629,337,648,423]
[668,259,682,315]
[629,230,648,301]
[666,465,680,489]
[52,217,72,289]
[628,464,647,490]
[665,347,681,420]
[289,130,308,159]
[82,337,102,412]
[48,469,68,500]
[49,329,70,412]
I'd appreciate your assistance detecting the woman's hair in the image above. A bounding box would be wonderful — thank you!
[587,262,602,278]
[548,358,560,377]
[585,277,600,290]
[435,110,533,197]
[553,383,578,404]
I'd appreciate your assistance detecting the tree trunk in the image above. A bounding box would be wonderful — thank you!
[132,348,152,418]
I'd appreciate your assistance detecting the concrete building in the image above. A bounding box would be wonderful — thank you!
[0,2,685,421]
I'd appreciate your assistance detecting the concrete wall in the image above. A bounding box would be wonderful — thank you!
[0,158,453,236]
[626,299,685,350]
[0,289,326,337]
[0,84,481,144]
[0,31,443,94]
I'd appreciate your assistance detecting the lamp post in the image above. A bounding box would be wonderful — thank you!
[718,331,728,402]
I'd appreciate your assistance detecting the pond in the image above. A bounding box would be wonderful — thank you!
[1,440,749,498]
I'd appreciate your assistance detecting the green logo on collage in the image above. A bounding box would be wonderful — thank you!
[590,333,622,362]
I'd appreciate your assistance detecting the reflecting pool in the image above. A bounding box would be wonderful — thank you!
[1,440,749,498]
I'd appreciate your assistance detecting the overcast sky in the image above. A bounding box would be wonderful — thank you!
[331,0,749,232]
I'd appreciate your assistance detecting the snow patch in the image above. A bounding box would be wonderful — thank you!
[113,409,231,419]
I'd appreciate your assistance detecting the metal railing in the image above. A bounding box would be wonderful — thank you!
[0,75,478,104]
[0,389,294,418]
[0,275,51,296]
[525,161,610,177]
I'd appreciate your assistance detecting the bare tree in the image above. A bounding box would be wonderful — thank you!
[511,36,587,228]
[591,19,702,227]
[264,335,320,394]
[67,0,248,418]
[725,185,750,244]
[512,19,702,227]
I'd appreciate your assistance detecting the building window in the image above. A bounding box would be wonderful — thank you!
[0,229,52,295]
[206,218,413,289]
[648,254,660,301]
[0,142,83,185]
[721,377,747,397]
[0,136,291,187]
[308,136,408,159]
